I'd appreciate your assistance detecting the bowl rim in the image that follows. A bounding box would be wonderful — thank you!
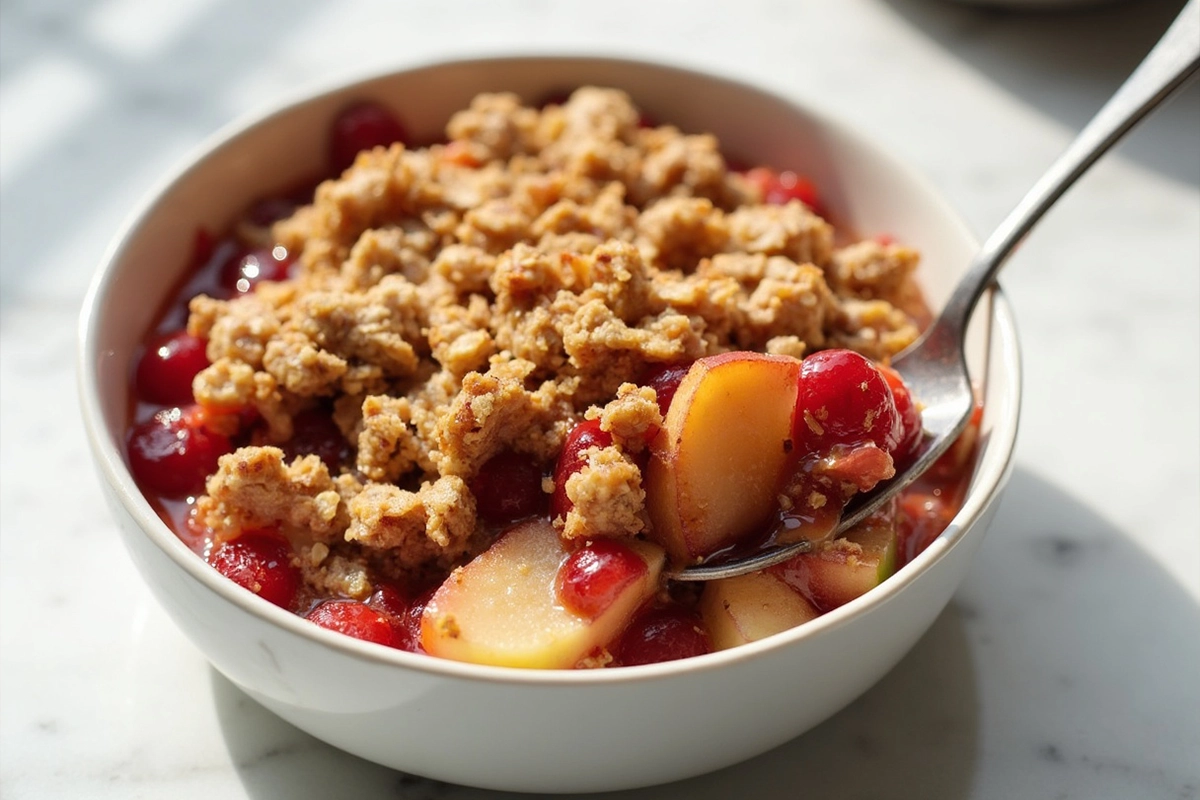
[78,52,1021,687]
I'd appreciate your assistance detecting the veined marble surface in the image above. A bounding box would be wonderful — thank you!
[1,0,1197,797]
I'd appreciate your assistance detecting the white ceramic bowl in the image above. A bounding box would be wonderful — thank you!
[79,56,1021,794]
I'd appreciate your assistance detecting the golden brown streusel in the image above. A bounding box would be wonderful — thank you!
[188,86,926,595]
[559,444,647,542]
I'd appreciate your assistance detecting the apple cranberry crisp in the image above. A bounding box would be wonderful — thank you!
[127,87,974,667]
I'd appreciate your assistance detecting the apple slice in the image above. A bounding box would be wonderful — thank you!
[699,571,821,650]
[773,502,899,610]
[420,519,665,669]
[644,352,802,562]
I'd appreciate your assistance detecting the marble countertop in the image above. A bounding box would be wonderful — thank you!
[2,0,1197,797]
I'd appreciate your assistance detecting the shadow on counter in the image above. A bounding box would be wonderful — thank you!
[882,0,1200,186]
[210,464,1200,799]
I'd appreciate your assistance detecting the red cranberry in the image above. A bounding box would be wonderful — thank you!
[795,349,900,456]
[366,584,434,653]
[127,406,231,498]
[615,606,712,666]
[134,330,209,406]
[208,530,300,609]
[551,419,613,521]
[878,364,923,467]
[306,600,404,648]
[642,363,692,417]
[469,450,546,523]
[328,102,408,174]
[219,246,293,295]
[282,408,351,470]
[744,167,821,211]
[366,583,410,618]
[556,539,648,619]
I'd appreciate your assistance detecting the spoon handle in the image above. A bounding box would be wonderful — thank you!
[935,0,1200,343]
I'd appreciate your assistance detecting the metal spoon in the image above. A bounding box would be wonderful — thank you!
[670,0,1200,581]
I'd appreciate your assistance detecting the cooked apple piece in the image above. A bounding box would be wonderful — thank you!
[699,571,821,650]
[420,519,665,669]
[773,501,899,610]
[644,352,802,562]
